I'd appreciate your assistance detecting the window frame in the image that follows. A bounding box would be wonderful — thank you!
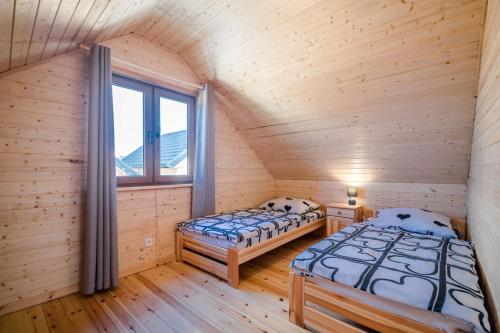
[112,75,153,186]
[153,87,196,184]
[112,74,196,187]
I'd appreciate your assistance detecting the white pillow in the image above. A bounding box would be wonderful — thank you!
[260,197,320,215]
[368,207,457,239]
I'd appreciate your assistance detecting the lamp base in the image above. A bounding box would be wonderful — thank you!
[348,199,357,205]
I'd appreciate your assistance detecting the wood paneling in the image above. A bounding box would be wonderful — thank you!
[0,0,160,73]
[117,186,192,276]
[100,34,201,93]
[0,0,15,72]
[215,101,275,212]
[1,0,486,183]
[0,234,321,333]
[276,179,467,218]
[161,0,483,184]
[117,188,158,277]
[1,0,486,182]
[0,51,88,316]
[0,33,277,315]
[468,0,500,323]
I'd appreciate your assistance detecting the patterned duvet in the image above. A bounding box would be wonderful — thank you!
[177,208,325,249]
[291,224,490,333]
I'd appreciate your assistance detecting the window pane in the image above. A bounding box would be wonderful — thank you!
[113,85,145,176]
[159,97,188,176]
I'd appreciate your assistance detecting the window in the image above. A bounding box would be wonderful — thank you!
[112,75,195,186]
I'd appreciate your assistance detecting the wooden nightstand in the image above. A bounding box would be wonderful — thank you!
[325,202,363,235]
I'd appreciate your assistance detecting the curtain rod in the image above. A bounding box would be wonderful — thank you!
[79,44,204,90]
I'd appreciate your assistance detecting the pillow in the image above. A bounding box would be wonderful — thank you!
[260,197,320,215]
[367,207,457,239]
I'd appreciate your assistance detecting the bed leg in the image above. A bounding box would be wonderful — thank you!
[323,223,330,237]
[289,272,305,327]
[176,232,183,262]
[227,248,239,288]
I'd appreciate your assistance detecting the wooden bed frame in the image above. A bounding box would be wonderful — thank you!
[176,216,326,287]
[288,208,473,333]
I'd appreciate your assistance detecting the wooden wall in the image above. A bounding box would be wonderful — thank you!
[0,34,275,315]
[215,101,275,212]
[100,34,201,94]
[276,180,467,218]
[116,186,192,278]
[0,51,88,316]
[468,0,500,320]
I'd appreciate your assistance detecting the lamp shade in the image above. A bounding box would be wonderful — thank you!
[347,186,357,197]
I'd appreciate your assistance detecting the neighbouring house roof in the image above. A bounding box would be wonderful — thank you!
[120,130,187,169]
[115,158,141,176]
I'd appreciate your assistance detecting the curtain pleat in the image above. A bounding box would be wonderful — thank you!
[82,45,118,295]
[192,82,215,218]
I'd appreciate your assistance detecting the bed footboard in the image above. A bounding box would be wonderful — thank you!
[176,218,325,288]
[288,272,469,333]
[288,272,365,333]
[176,231,240,287]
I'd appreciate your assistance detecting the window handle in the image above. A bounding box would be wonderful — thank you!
[147,131,153,144]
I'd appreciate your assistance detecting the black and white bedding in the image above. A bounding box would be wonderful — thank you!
[291,224,490,333]
[368,207,458,239]
[260,197,320,215]
[177,208,325,249]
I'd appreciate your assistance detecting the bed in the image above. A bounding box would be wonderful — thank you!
[288,208,492,333]
[176,198,326,287]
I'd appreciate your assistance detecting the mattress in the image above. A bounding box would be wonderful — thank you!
[177,208,325,249]
[290,224,491,333]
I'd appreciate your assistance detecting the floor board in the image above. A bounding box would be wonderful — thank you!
[0,234,322,333]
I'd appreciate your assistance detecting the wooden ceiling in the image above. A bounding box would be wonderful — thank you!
[0,0,159,72]
[1,0,486,184]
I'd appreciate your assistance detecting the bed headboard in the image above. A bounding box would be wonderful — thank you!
[362,207,467,240]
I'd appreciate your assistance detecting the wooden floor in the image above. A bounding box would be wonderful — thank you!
[0,234,323,333]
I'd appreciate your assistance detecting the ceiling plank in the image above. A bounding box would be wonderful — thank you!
[83,0,122,44]
[93,0,142,43]
[55,0,97,55]
[132,0,180,37]
[0,0,15,72]
[26,0,60,64]
[41,0,80,60]
[10,0,39,68]
[68,0,111,50]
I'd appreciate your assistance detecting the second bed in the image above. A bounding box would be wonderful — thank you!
[288,208,491,333]
[176,198,326,287]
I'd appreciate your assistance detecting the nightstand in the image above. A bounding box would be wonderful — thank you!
[325,202,363,235]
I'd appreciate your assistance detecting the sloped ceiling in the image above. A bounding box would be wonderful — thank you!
[1,0,485,184]
[0,0,163,72]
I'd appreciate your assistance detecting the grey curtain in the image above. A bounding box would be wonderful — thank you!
[82,45,118,295]
[192,82,215,218]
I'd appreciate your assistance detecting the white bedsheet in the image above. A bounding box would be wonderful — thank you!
[291,224,490,333]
